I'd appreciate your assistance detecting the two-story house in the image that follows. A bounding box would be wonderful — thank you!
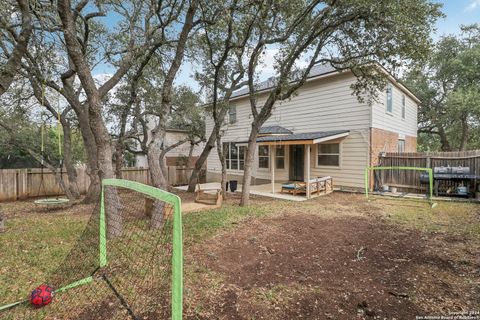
[205,64,420,191]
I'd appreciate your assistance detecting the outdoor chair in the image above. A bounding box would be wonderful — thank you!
[281,176,333,196]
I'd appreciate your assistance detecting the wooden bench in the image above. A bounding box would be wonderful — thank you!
[281,176,333,196]
[194,184,223,206]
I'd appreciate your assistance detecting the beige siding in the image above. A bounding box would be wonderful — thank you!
[371,80,418,137]
[206,72,372,189]
[309,130,369,189]
[255,145,290,182]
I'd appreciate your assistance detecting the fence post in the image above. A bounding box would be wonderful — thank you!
[426,156,431,169]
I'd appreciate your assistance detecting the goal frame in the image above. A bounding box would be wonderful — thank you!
[100,179,183,320]
[0,179,183,318]
[364,166,433,201]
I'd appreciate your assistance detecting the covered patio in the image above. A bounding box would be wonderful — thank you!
[175,182,324,201]
[255,129,347,199]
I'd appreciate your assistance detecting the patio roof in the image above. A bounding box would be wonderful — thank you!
[259,125,293,135]
[256,130,349,145]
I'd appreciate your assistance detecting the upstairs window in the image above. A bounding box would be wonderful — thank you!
[258,145,269,169]
[228,104,237,124]
[386,84,393,114]
[317,143,340,167]
[401,94,406,119]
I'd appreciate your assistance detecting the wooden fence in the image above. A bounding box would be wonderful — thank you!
[378,150,480,194]
[0,166,205,202]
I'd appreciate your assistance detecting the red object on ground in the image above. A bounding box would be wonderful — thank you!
[30,284,54,308]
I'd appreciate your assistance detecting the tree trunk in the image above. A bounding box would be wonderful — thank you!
[216,135,227,199]
[88,107,122,237]
[148,138,168,190]
[77,110,101,203]
[151,0,197,192]
[240,123,261,206]
[114,142,124,179]
[187,107,228,192]
[61,119,81,199]
[58,0,121,237]
[438,126,452,152]
[147,141,167,229]
[187,143,195,167]
[187,132,216,192]
[0,0,32,96]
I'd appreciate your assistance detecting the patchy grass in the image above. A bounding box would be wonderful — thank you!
[0,213,89,304]
[182,201,272,245]
[0,192,479,319]
[374,198,480,240]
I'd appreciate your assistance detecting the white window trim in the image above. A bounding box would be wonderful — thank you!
[275,145,286,170]
[258,145,270,170]
[385,84,394,116]
[315,142,342,169]
[401,94,406,120]
[224,142,245,172]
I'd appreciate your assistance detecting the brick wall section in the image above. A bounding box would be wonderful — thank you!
[370,128,398,166]
[370,128,417,166]
[405,135,417,152]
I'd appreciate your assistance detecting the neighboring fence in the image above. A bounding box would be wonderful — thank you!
[377,150,480,193]
[0,166,205,202]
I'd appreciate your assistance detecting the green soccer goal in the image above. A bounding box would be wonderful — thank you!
[364,166,434,204]
[1,179,183,320]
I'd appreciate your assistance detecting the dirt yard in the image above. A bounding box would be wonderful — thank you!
[0,191,479,319]
[183,193,480,319]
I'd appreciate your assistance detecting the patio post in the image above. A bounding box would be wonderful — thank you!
[270,145,275,194]
[306,144,311,199]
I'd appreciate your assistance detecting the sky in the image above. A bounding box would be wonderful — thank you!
[435,0,480,36]
[176,0,480,91]
[94,0,480,92]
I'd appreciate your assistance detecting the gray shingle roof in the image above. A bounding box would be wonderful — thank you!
[259,125,293,135]
[256,130,349,143]
[231,63,337,98]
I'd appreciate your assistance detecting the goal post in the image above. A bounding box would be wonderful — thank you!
[101,178,183,320]
[364,166,434,201]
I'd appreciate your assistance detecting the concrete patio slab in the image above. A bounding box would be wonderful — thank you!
[175,182,331,202]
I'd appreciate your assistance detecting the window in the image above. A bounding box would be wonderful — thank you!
[317,143,340,167]
[228,104,236,124]
[275,145,285,169]
[401,94,406,119]
[230,142,239,170]
[223,142,245,170]
[258,145,269,169]
[386,84,393,114]
[398,139,405,153]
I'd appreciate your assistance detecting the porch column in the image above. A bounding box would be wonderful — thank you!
[270,145,275,194]
[306,144,311,199]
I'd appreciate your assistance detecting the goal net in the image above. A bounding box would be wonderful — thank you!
[1,179,182,320]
